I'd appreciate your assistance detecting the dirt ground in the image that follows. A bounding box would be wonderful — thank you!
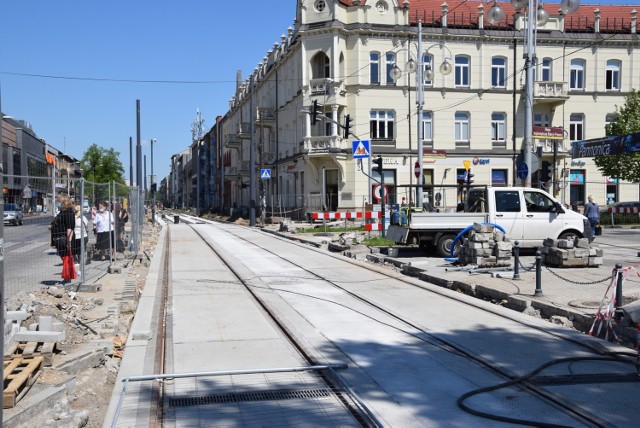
[4,222,160,428]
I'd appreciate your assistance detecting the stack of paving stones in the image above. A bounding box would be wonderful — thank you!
[458,223,513,267]
[540,237,603,268]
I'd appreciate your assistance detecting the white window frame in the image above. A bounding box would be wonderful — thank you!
[605,59,621,91]
[386,52,396,85]
[421,111,433,144]
[454,112,470,143]
[569,113,584,142]
[570,59,585,90]
[370,52,380,84]
[491,57,507,88]
[422,53,433,87]
[541,57,552,81]
[370,110,395,140]
[491,112,506,143]
[455,55,470,88]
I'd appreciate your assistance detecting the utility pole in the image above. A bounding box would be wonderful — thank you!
[136,100,142,254]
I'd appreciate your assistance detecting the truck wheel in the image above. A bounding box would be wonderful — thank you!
[437,234,459,258]
[558,231,581,241]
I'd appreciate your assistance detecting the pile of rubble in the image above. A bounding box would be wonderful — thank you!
[458,223,513,267]
[540,237,603,268]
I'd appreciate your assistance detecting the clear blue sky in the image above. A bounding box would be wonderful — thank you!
[0,1,294,182]
[0,1,634,182]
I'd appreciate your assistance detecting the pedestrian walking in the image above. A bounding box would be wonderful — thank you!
[93,201,115,261]
[584,195,600,234]
[51,195,76,285]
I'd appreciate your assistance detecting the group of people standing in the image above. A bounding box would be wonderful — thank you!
[50,195,129,285]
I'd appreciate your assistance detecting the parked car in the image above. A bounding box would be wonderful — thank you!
[4,203,24,226]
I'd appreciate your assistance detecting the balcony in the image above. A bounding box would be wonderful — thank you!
[302,135,346,155]
[308,78,346,105]
[224,133,241,149]
[237,122,252,139]
[255,108,276,125]
[533,81,569,105]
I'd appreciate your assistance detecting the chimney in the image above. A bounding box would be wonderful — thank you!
[442,2,448,28]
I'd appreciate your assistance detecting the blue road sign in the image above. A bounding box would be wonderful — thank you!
[260,169,271,180]
[352,140,370,159]
[517,162,529,180]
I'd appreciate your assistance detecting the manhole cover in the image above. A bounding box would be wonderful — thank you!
[568,299,604,309]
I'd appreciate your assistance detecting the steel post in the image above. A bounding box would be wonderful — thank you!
[534,250,543,296]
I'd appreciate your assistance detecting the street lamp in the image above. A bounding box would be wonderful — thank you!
[390,20,453,209]
[488,0,580,187]
[150,138,156,224]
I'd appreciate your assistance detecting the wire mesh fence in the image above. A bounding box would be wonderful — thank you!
[2,175,143,300]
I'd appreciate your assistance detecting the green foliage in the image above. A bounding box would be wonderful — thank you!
[363,236,396,246]
[595,90,640,183]
[80,144,127,204]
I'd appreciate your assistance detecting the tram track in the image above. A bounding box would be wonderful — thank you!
[165,214,639,427]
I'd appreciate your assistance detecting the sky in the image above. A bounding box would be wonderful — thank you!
[0,1,295,182]
[0,0,634,182]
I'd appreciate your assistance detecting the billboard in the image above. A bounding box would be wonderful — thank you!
[571,132,640,158]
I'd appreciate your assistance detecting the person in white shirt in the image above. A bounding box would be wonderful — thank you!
[93,201,115,261]
[72,205,89,264]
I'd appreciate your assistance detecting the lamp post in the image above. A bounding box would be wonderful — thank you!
[488,0,580,187]
[151,138,156,224]
[391,21,452,209]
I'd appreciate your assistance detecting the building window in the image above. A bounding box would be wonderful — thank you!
[491,113,506,146]
[491,57,506,88]
[421,111,433,146]
[569,169,586,206]
[386,52,396,85]
[492,169,508,186]
[370,110,395,139]
[422,53,433,86]
[570,59,585,90]
[455,55,470,88]
[541,57,552,81]
[370,52,380,84]
[454,112,470,144]
[605,113,616,133]
[569,113,584,141]
[605,60,621,91]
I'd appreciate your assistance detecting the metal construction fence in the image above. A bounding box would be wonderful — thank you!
[2,175,145,300]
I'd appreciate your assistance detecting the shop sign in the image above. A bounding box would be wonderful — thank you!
[533,126,564,140]
[570,160,585,167]
[423,150,446,159]
[472,157,490,165]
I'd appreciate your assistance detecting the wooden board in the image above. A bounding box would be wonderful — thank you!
[3,356,43,408]
[4,342,57,366]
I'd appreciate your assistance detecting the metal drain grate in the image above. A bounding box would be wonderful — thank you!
[169,388,332,408]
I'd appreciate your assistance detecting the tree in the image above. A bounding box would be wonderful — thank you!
[80,144,126,205]
[594,89,640,183]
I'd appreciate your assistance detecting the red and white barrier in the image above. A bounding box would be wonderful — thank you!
[608,206,640,214]
[310,211,382,220]
[365,223,382,231]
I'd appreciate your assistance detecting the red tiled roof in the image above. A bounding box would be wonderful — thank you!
[339,0,638,32]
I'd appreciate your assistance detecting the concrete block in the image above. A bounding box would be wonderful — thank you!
[470,232,492,242]
[557,240,574,249]
[588,256,604,266]
[15,329,65,343]
[6,310,29,321]
[575,238,590,248]
[468,241,484,249]
[70,283,102,293]
[588,248,598,256]
[132,330,153,341]
[493,230,505,242]
[495,241,512,251]
[473,223,493,233]
[540,246,550,254]
[38,315,54,331]
[574,248,589,257]
[108,265,122,274]
[543,238,556,247]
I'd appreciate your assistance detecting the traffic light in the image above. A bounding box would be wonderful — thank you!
[311,100,319,125]
[466,169,474,185]
[541,161,552,182]
[343,114,352,139]
[372,156,383,174]
[150,183,157,193]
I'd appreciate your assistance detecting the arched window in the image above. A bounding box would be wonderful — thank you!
[605,60,621,91]
[491,57,506,88]
[370,52,380,84]
[311,52,330,79]
[570,59,585,90]
[455,55,470,87]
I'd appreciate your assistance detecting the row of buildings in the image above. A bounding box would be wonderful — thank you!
[1,116,81,212]
[163,0,640,218]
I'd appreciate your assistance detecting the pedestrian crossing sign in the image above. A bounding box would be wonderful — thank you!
[260,169,271,180]
[352,140,370,159]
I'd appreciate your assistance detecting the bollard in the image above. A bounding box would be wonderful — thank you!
[615,263,624,319]
[174,215,179,224]
[513,240,521,280]
[534,250,543,296]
